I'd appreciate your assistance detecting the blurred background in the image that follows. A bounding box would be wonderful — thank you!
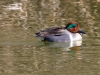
[0,0,100,75]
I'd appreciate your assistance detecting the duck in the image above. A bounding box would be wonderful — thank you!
[34,21,86,42]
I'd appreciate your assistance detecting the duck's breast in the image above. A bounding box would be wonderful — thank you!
[71,33,82,41]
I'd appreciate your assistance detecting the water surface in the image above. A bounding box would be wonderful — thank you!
[0,0,100,75]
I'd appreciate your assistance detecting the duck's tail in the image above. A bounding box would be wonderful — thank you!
[34,32,40,37]
[34,32,44,40]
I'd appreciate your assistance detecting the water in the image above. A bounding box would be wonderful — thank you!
[0,0,100,75]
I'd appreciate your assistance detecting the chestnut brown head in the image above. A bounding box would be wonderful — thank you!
[65,21,80,33]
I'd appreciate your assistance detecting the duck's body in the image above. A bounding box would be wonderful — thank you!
[34,22,85,42]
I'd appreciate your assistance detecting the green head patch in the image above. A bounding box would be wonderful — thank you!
[66,24,76,29]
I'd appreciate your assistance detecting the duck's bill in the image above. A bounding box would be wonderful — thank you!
[77,30,86,34]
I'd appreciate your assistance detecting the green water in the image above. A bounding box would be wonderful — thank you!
[0,0,100,75]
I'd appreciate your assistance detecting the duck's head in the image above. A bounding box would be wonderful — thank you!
[65,21,86,34]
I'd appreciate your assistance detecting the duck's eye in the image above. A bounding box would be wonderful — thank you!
[70,24,76,28]
[72,25,75,28]
[66,24,76,29]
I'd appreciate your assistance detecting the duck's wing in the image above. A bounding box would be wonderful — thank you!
[34,27,65,37]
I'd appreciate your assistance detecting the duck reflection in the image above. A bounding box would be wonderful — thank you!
[43,40,82,51]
